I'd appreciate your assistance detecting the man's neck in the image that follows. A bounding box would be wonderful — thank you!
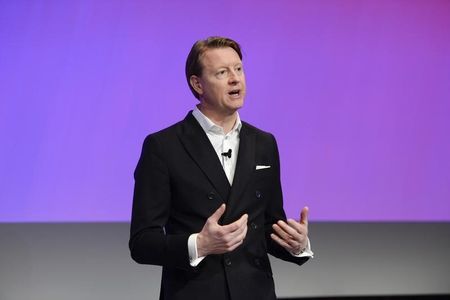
[197,104,237,134]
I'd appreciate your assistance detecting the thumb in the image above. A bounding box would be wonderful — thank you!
[300,206,309,226]
[209,203,226,223]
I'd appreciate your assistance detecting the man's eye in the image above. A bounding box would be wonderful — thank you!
[216,70,227,78]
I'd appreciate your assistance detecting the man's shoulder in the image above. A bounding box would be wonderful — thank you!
[150,120,183,137]
[141,119,184,146]
[143,111,194,138]
[241,121,276,141]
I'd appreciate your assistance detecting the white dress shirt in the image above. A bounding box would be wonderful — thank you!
[188,107,313,266]
[192,107,241,185]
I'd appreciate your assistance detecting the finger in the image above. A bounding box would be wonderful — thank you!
[221,214,248,233]
[281,220,307,247]
[270,233,294,251]
[273,222,305,247]
[286,238,301,248]
[276,220,301,238]
[300,206,309,226]
[272,223,293,241]
[223,219,247,239]
[271,233,303,254]
[233,219,248,237]
[223,224,248,252]
[287,219,308,235]
[236,213,248,226]
[238,222,248,240]
[226,238,244,252]
[229,224,248,246]
[209,204,226,223]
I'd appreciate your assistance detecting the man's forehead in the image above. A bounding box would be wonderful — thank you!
[200,47,242,67]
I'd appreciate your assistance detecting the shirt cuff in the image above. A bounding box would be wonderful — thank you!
[291,237,314,258]
[188,233,206,267]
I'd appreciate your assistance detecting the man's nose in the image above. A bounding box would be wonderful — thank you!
[228,70,240,84]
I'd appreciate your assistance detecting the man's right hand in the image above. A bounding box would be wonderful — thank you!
[196,204,248,257]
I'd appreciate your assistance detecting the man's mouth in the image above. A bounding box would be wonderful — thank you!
[228,89,241,97]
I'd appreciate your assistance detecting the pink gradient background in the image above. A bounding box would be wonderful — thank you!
[1,0,449,222]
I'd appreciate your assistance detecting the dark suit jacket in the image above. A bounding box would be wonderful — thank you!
[129,111,308,300]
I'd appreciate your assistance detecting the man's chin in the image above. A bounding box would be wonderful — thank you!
[228,99,244,109]
[227,103,244,114]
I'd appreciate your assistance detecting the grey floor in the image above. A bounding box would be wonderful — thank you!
[1,222,449,300]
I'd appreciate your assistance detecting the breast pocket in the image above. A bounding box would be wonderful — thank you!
[254,167,274,184]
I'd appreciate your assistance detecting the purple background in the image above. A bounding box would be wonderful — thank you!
[1,0,449,222]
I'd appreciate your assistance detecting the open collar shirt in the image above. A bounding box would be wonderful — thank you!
[192,106,241,185]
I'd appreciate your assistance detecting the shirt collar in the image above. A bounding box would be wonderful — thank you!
[192,106,242,135]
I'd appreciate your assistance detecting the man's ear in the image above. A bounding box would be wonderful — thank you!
[190,75,203,96]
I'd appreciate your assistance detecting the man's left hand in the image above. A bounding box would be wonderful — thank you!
[271,206,309,255]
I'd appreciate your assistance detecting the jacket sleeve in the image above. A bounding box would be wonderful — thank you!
[264,134,309,266]
[129,135,192,270]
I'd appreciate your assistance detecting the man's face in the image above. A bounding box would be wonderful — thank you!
[192,47,246,116]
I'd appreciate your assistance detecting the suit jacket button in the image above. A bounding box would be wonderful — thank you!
[224,258,232,266]
[207,192,216,200]
[255,190,262,199]
[250,222,258,230]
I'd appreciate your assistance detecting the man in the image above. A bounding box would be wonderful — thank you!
[129,36,313,300]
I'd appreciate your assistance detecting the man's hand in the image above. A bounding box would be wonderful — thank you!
[271,206,309,255]
[197,204,248,257]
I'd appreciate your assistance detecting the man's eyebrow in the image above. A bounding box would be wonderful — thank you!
[217,62,243,68]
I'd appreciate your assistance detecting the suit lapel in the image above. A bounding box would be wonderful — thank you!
[177,112,231,202]
[226,124,255,213]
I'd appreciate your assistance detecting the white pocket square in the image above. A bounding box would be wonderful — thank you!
[256,165,271,170]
